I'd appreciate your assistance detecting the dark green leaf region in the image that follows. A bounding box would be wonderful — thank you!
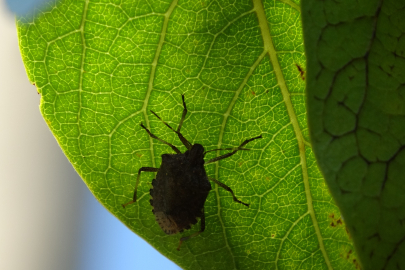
[303,0,405,269]
[18,0,355,269]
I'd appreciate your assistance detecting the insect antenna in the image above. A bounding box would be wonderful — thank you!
[150,96,192,150]
[177,95,187,131]
[140,123,181,154]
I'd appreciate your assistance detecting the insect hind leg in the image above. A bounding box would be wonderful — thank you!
[122,167,159,208]
[177,208,205,251]
[209,177,249,207]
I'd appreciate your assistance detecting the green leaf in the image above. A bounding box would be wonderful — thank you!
[17,0,356,269]
[302,0,405,269]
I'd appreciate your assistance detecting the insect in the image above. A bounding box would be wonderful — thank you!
[122,95,262,250]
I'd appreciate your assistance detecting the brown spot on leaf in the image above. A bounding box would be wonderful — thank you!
[329,213,345,228]
[353,258,361,269]
[295,63,305,80]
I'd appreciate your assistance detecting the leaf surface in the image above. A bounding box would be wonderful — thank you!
[18,0,356,269]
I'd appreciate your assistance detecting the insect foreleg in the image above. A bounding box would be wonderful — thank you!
[205,135,262,164]
[122,167,159,208]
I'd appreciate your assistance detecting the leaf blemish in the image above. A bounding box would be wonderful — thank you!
[329,213,344,228]
[295,63,305,80]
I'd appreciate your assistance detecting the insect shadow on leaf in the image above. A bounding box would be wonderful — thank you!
[122,95,262,250]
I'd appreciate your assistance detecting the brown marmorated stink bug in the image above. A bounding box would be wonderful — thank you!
[122,95,262,250]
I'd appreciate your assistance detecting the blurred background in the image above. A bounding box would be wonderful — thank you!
[0,1,181,269]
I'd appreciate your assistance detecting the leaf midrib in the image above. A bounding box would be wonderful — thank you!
[253,0,332,269]
[143,0,179,168]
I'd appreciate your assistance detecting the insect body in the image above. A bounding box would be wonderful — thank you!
[151,144,210,236]
[122,95,262,250]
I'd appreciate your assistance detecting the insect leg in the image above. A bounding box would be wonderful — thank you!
[150,106,192,150]
[209,177,249,207]
[204,147,249,155]
[122,167,159,208]
[177,208,205,251]
[140,123,181,154]
[177,94,187,134]
[205,135,262,164]
[174,94,192,149]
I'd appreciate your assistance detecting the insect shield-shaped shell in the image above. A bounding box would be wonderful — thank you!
[149,147,211,235]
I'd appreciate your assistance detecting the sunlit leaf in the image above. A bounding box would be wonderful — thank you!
[18,0,356,269]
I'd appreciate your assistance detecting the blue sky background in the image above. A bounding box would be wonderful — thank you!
[78,183,180,270]
[6,0,52,15]
[0,1,181,269]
